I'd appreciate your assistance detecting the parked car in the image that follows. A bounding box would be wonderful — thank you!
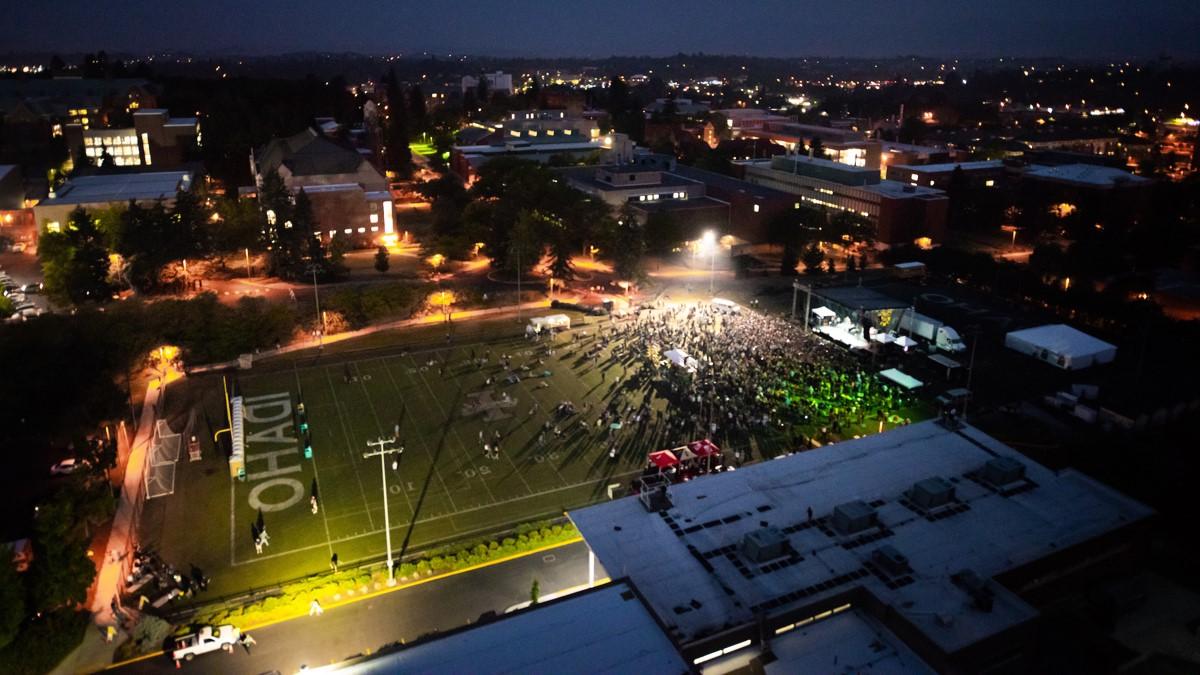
[50,458,85,476]
[20,282,41,294]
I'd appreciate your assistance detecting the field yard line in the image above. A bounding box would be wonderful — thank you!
[230,469,640,566]
[352,361,415,514]
[378,357,460,512]
[322,366,378,530]
[409,357,502,503]
[229,474,237,566]
[297,368,336,558]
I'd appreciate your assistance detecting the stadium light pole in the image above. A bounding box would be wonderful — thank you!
[364,437,403,584]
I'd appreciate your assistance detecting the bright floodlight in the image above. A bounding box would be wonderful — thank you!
[701,230,716,247]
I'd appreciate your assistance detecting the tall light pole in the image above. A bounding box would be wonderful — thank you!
[245,248,252,278]
[363,437,404,584]
[306,263,324,346]
[702,230,716,295]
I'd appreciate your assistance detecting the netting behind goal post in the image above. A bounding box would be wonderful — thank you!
[145,419,182,499]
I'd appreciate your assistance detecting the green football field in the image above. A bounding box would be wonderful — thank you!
[152,312,928,596]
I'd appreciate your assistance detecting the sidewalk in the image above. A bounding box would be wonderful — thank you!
[52,380,165,675]
[187,298,556,373]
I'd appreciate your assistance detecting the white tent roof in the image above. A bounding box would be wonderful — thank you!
[1005,324,1115,359]
[812,306,837,318]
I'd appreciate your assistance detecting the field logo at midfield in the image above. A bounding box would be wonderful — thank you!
[243,393,304,513]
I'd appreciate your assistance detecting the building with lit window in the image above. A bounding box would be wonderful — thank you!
[461,71,514,96]
[65,108,199,168]
[0,78,156,130]
[885,160,1008,190]
[567,420,1152,673]
[251,128,393,245]
[740,154,948,246]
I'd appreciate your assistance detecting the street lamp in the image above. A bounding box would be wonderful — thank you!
[306,263,324,346]
[701,230,717,295]
[363,438,403,584]
[244,248,252,278]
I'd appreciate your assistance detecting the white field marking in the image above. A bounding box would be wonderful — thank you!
[410,354,536,497]
[322,366,377,530]
[229,469,639,566]
[377,356,460,512]
[352,360,415,514]
[296,368,335,558]
[405,354,499,503]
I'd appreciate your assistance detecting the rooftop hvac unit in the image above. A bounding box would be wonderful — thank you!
[910,477,955,509]
[982,456,1026,486]
[952,569,995,612]
[832,500,877,535]
[741,527,788,564]
[872,545,910,576]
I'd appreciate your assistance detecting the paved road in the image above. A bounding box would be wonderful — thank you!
[109,540,598,674]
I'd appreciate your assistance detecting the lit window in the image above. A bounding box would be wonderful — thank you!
[47,221,61,233]
[910,173,919,181]
[930,181,935,186]
[84,138,95,147]
[510,130,520,137]
[984,179,995,187]
[794,202,800,209]
[142,132,152,165]
[370,213,379,224]
[357,227,366,233]
[344,228,352,234]
[370,226,378,232]
[753,204,760,213]
[546,129,555,136]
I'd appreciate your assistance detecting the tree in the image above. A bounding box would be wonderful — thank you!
[610,206,646,281]
[505,211,542,277]
[38,206,111,304]
[374,245,390,274]
[801,244,825,275]
[28,490,97,613]
[408,84,427,135]
[644,211,685,255]
[807,136,824,159]
[530,579,540,605]
[780,242,799,276]
[383,69,412,177]
[0,555,24,650]
[826,257,837,274]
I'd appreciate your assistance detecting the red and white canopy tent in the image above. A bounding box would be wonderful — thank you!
[647,449,679,470]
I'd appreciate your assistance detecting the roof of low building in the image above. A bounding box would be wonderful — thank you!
[1023,163,1151,188]
[41,171,192,206]
[890,160,1005,174]
[330,581,689,675]
[569,421,1151,655]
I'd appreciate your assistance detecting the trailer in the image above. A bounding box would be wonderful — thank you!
[896,310,966,353]
[525,314,571,335]
[891,262,927,279]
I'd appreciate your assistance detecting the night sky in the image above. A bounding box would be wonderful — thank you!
[9,0,1200,58]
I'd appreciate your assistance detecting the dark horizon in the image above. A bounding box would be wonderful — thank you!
[8,0,1200,61]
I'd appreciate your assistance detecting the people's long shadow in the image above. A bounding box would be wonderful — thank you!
[396,390,459,561]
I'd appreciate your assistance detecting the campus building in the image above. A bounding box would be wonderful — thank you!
[567,420,1153,673]
[251,128,393,245]
[740,154,948,246]
[0,77,157,130]
[885,160,1008,190]
[560,154,796,243]
[65,108,199,169]
[451,125,633,180]
[461,71,514,96]
[32,170,195,232]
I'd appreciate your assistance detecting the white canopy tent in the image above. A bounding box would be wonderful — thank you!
[663,349,699,372]
[1005,324,1117,371]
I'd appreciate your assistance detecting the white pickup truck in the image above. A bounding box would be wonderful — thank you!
[172,624,240,662]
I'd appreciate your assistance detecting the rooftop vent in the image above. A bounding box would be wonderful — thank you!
[910,477,955,509]
[952,569,994,612]
[982,457,1026,487]
[832,500,877,535]
[741,526,788,564]
[872,545,910,576]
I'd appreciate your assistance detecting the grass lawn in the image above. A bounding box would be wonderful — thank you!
[142,310,929,599]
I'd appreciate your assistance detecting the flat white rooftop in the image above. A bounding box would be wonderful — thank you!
[44,171,193,205]
[569,421,1151,655]
[335,581,689,675]
[1025,163,1151,188]
[705,608,935,675]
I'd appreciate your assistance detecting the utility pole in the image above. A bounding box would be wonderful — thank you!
[964,325,980,419]
[306,263,324,347]
[363,437,404,583]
